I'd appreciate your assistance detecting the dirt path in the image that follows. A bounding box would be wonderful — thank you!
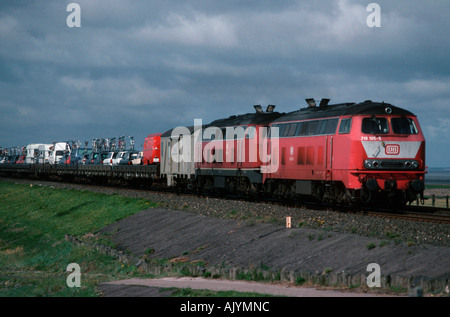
[100,277,386,297]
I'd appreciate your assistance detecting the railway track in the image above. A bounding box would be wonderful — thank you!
[251,194,450,225]
[124,187,450,225]
[145,187,450,225]
[365,209,450,225]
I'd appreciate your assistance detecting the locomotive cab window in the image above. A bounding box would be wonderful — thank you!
[391,118,418,134]
[361,117,389,134]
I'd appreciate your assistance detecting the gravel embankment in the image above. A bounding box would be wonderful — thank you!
[2,177,449,247]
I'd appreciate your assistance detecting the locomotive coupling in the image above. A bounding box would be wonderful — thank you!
[365,178,379,191]
[409,179,424,194]
[384,180,397,191]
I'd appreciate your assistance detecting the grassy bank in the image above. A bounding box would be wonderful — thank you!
[0,181,157,296]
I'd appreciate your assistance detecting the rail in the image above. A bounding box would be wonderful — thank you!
[366,209,450,225]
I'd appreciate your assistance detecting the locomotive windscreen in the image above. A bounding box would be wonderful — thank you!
[391,118,418,134]
[361,117,389,134]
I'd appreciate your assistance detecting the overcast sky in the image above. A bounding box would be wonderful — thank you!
[0,0,449,166]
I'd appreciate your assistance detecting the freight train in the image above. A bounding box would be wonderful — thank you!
[0,99,426,207]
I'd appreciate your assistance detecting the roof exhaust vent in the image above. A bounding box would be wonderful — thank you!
[319,98,330,107]
[254,105,263,113]
[305,98,316,108]
[266,105,276,113]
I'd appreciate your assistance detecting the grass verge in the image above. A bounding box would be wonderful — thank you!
[0,181,157,296]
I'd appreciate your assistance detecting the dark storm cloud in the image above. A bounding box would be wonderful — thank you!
[0,0,449,165]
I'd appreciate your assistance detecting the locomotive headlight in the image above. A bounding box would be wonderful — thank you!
[364,160,372,169]
[411,160,418,169]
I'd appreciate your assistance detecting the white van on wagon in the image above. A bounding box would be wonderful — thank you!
[25,144,41,164]
[49,142,71,165]
[38,144,52,164]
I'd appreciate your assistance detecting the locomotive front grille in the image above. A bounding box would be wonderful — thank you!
[380,161,404,168]
[364,159,419,170]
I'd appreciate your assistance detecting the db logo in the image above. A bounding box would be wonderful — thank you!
[385,144,400,155]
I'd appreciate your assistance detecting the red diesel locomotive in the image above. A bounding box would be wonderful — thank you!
[195,105,282,194]
[262,99,426,206]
